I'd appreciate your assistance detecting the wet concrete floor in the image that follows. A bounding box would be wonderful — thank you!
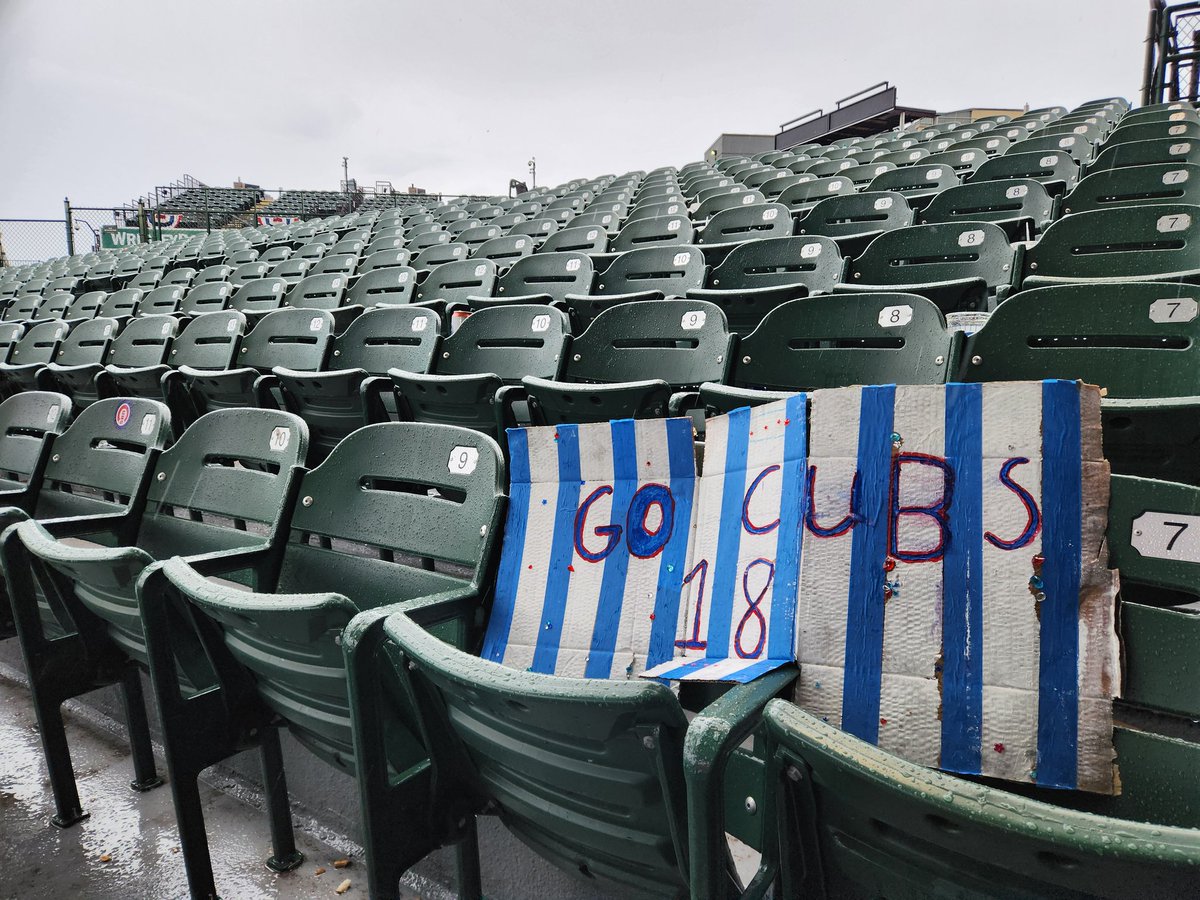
[0,670,432,900]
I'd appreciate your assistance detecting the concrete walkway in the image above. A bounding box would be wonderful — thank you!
[0,669,433,900]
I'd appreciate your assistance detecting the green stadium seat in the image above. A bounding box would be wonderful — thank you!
[699,293,952,416]
[275,306,439,462]
[411,242,470,273]
[310,253,359,277]
[470,234,536,269]
[1009,132,1096,167]
[949,133,1012,157]
[229,277,288,324]
[840,161,896,188]
[413,258,498,317]
[1089,137,1200,175]
[607,214,696,254]
[795,191,915,257]
[563,244,708,331]
[457,225,502,250]
[178,281,232,316]
[695,190,766,222]
[1104,119,1200,147]
[570,209,622,234]
[0,397,173,827]
[1020,204,1200,288]
[175,308,334,425]
[347,266,419,308]
[195,264,232,285]
[961,281,1200,484]
[161,267,198,288]
[749,472,1200,900]
[390,305,568,439]
[357,248,411,275]
[839,221,1016,312]
[538,224,610,255]
[0,320,73,394]
[269,257,314,285]
[1,293,45,323]
[472,251,594,308]
[97,287,143,321]
[127,269,163,291]
[106,310,244,402]
[779,176,858,216]
[524,298,730,425]
[224,249,260,267]
[31,291,74,322]
[923,148,989,176]
[507,217,560,245]
[63,290,106,320]
[865,164,961,210]
[971,149,1080,196]
[1059,162,1200,215]
[33,316,125,408]
[230,262,269,286]
[696,203,794,262]
[138,421,504,899]
[686,236,844,334]
[921,178,1055,240]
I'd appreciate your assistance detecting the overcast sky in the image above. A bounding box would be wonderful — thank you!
[0,0,1149,219]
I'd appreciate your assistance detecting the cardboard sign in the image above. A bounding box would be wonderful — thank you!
[644,395,808,682]
[794,382,1118,793]
[481,418,696,678]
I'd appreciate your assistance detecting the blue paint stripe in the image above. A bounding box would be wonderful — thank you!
[646,418,698,670]
[1037,379,1081,789]
[706,407,751,658]
[531,425,581,674]
[841,385,895,743]
[767,393,807,661]
[585,420,638,678]
[649,658,713,681]
[482,428,531,663]
[722,658,791,683]
[941,382,984,774]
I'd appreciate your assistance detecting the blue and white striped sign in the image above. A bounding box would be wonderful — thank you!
[644,394,809,683]
[482,417,697,679]
[794,381,1118,793]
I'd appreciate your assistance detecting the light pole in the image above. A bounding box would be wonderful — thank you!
[528,157,537,189]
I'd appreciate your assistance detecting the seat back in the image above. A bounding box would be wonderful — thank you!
[561,298,729,387]
[538,224,609,254]
[704,235,844,294]
[195,265,231,284]
[697,203,793,246]
[270,258,313,284]
[971,149,1080,195]
[921,178,1054,236]
[470,235,535,268]
[865,164,960,206]
[507,217,560,244]
[411,242,470,272]
[848,221,1014,299]
[778,176,857,215]
[98,288,143,319]
[327,306,440,375]
[414,259,497,307]
[1060,163,1200,215]
[595,244,707,297]
[32,291,73,321]
[106,315,178,369]
[797,192,915,246]
[230,262,269,286]
[492,252,594,304]
[238,308,335,373]
[726,293,952,391]
[140,284,186,315]
[65,290,107,320]
[179,281,233,316]
[1090,137,1199,173]
[1022,204,1200,283]
[1,294,43,322]
[457,225,502,250]
[285,273,348,312]
[407,229,451,253]
[230,277,288,315]
[7,320,69,369]
[0,391,73,489]
[1009,132,1095,165]
[609,215,695,253]
[1104,120,1200,147]
[311,253,359,277]
[923,148,988,175]
[358,248,411,275]
[435,305,568,380]
[169,311,245,371]
[348,266,419,307]
[49,317,117,368]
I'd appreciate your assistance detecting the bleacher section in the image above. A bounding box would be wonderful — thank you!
[2,95,1200,900]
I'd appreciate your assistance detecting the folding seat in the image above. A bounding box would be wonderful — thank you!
[1089,137,1200,174]
[700,292,952,414]
[390,305,568,438]
[269,257,313,286]
[411,258,498,317]
[445,218,483,239]
[347,266,419,308]
[839,221,1015,312]
[411,241,470,274]
[569,209,622,234]
[108,256,144,289]
[467,251,595,310]
[1117,103,1200,130]
[178,281,232,316]
[0,293,47,323]
[4,403,304,840]
[1059,162,1200,216]
[228,261,268,287]
[224,248,260,267]
[627,197,689,221]
[96,287,143,322]
[751,469,1200,899]
[274,305,439,462]
[922,147,988,176]
[696,202,794,261]
[686,235,844,334]
[469,234,536,269]
[971,148,1079,196]
[403,211,436,226]
[921,178,1054,240]
[46,315,179,409]
[331,238,365,257]
[564,244,708,331]
[258,245,293,266]
[283,273,360,330]
[17,277,51,296]
[743,167,791,192]
[537,223,609,256]
[604,214,695,256]
[174,307,333,425]
[778,175,858,216]
[127,268,164,291]
[194,264,232,285]
[683,174,733,199]
[357,248,412,277]
[161,266,197,288]
[865,164,961,211]
[1009,132,1095,166]
[1039,119,1107,146]
[62,290,105,321]
[489,212,527,232]
[840,161,896,188]
[795,191,915,257]
[694,189,766,222]
[457,224,502,251]
[542,207,578,227]
[293,242,330,265]
[104,310,244,403]
[509,201,543,218]
[233,272,307,325]
[1020,203,1200,288]
[524,298,729,425]
[125,419,502,899]
[406,229,451,255]
[364,235,405,256]
[310,252,358,278]
[505,217,558,246]
[1105,119,1200,147]
[31,291,74,322]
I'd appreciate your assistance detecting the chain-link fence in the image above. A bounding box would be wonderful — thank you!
[0,219,69,267]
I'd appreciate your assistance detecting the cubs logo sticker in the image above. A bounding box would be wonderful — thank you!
[114,402,132,429]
